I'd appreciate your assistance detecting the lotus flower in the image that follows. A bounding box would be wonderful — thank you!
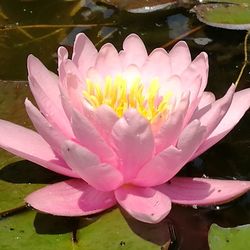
[0,33,250,224]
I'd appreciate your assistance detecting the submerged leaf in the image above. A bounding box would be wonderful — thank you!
[209,223,250,249]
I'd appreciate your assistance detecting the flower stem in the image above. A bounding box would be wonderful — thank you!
[235,30,250,87]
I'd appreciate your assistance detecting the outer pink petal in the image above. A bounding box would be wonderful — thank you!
[119,34,148,69]
[115,185,171,224]
[198,84,235,137]
[169,41,191,75]
[28,72,74,139]
[155,92,190,153]
[193,88,250,158]
[62,141,123,192]
[25,179,116,216]
[197,91,216,110]
[133,120,206,186]
[159,177,250,205]
[141,48,171,84]
[25,99,67,156]
[72,33,98,75]
[95,43,122,77]
[191,91,215,120]
[27,55,61,109]
[71,108,117,165]
[0,120,76,177]
[111,109,154,181]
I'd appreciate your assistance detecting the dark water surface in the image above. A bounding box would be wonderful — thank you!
[0,1,249,250]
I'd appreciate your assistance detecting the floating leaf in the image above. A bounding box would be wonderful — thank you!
[208,223,250,249]
[0,210,74,250]
[95,0,178,13]
[0,209,164,250]
[76,209,165,249]
[192,3,250,30]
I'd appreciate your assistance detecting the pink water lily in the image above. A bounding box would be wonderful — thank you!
[0,33,250,224]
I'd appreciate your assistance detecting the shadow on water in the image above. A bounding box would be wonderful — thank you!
[34,213,80,235]
[0,160,67,184]
[120,207,171,246]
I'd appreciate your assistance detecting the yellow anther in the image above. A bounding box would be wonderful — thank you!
[83,76,172,122]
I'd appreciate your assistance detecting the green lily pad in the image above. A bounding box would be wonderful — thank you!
[208,223,250,249]
[0,209,163,250]
[0,210,73,250]
[193,3,250,30]
[76,209,163,249]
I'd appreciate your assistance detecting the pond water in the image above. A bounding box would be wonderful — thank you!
[0,1,249,250]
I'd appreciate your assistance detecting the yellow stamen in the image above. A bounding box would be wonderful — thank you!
[83,76,172,122]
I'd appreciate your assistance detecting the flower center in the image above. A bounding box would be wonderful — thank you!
[83,75,172,121]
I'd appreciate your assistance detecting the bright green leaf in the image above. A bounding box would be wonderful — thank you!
[209,223,250,250]
[0,210,73,250]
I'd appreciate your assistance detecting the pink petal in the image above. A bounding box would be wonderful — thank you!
[95,43,122,77]
[198,91,216,110]
[25,99,67,156]
[59,60,85,113]
[159,75,184,104]
[191,91,215,120]
[0,120,76,177]
[180,52,208,96]
[27,55,61,109]
[58,46,68,66]
[169,41,191,75]
[193,88,250,158]
[62,141,123,192]
[28,73,74,139]
[94,105,118,140]
[71,108,118,165]
[155,92,190,153]
[182,75,203,125]
[119,34,148,69]
[198,84,235,137]
[72,33,98,76]
[141,48,171,84]
[86,67,103,85]
[159,177,250,205]
[122,64,141,84]
[176,119,206,152]
[133,120,206,186]
[115,185,171,223]
[25,179,116,216]
[111,109,154,181]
